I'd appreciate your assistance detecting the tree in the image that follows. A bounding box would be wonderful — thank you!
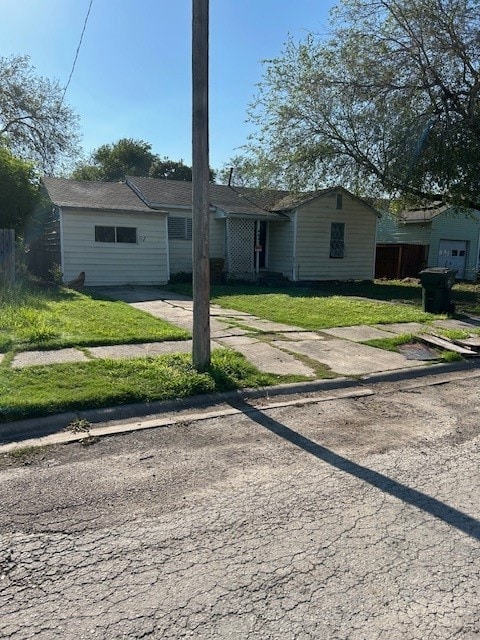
[0,55,79,172]
[246,0,480,208]
[72,139,155,181]
[72,138,216,182]
[0,145,39,232]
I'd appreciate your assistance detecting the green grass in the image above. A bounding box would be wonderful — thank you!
[0,349,306,423]
[362,333,417,353]
[169,282,437,329]
[0,282,189,352]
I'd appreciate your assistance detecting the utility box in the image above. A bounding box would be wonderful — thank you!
[419,267,457,313]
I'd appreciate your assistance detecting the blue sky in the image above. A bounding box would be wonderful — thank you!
[1,0,336,171]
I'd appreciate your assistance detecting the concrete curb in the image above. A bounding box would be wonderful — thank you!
[2,358,480,446]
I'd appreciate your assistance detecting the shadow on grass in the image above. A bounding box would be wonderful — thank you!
[230,398,480,541]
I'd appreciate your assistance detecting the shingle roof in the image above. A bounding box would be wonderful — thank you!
[126,176,287,217]
[42,177,155,213]
[398,203,448,223]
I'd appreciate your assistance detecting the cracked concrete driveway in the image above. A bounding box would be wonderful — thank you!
[0,370,479,639]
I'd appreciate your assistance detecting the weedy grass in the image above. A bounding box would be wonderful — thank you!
[0,282,189,352]
[362,333,417,352]
[0,349,307,423]
[169,284,438,329]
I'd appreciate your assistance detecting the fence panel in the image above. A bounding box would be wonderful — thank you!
[0,229,15,284]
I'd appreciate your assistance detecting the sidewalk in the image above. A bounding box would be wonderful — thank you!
[8,287,480,377]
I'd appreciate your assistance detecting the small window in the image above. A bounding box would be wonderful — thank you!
[336,193,343,210]
[330,222,345,258]
[116,227,137,243]
[95,226,115,243]
[95,225,137,243]
[459,250,466,256]
[168,217,192,240]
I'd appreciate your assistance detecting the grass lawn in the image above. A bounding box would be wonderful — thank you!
[0,350,304,423]
[2,278,478,423]
[0,282,189,353]
[169,279,480,327]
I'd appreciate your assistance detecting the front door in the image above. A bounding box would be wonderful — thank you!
[257,221,267,269]
[438,240,467,278]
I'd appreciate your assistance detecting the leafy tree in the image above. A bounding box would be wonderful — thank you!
[0,54,79,172]
[246,0,480,208]
[72,138,216,182]
[72,139,155,181]
[150,157,193,181]
[0,145,39,232]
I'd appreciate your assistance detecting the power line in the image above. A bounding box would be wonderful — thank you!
[61,0,94,104]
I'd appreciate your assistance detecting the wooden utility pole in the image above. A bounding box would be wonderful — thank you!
[192,0,211,371]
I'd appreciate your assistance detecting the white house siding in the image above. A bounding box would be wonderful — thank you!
[429,211,480,280]
[168,212,225,276]
[294,193,377,281]
[267,215,294,278]
[61,209,168,286]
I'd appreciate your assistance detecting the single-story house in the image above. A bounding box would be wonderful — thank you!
[28,176,379,286]
[376,205,480,281]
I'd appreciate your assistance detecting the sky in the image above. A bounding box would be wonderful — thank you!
[0,0,336,172]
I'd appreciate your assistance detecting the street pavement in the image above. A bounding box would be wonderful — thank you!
[0,369,479,639]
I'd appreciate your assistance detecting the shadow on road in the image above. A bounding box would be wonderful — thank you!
[229,399,480,541]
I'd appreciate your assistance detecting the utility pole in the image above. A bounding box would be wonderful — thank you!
[192,0,211,371]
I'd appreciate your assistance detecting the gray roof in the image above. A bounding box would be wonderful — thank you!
[42,176,380,219]
[42,177,155,213]
[398,203,449,223]
[126,176,287,218]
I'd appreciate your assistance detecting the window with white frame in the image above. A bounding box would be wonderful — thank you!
[330,222,345,258]
[95,226,137,243]
[168,217,192,240]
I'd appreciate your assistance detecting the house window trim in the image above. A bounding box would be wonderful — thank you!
[330,222,345,259]
[95,225,138,244]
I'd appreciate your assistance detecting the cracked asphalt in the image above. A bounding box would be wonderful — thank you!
[1,371,479,639]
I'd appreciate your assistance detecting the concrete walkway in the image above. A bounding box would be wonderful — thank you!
[8,287,480,377]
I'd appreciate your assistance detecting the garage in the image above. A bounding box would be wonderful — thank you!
[437,240,467,278]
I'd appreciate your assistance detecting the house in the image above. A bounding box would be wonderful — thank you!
[28,176,379,286]
[376,205,480,281]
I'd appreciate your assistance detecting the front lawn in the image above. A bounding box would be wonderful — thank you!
[0,282,189,352]
[0,350,304,423]
[169,279,480,327]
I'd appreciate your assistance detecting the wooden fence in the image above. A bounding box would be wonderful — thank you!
[0,229,15,284]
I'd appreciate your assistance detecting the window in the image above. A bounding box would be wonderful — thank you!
[336,193,343,210]
[330,222,345,258]
[168,216,192,240]
[95,226,137,243]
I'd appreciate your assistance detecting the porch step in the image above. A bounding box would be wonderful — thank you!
[257,271,291,287]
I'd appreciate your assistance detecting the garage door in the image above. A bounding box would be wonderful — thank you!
[438,240,467,278]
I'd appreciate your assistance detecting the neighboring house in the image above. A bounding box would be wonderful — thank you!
[29,176,379,286]
[376,205,480,281]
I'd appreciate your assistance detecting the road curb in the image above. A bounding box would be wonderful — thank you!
[1,359,479,446]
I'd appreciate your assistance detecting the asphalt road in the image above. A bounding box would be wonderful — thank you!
[1,370,479,639]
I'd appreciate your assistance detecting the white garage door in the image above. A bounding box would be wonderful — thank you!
[438,240,467,278]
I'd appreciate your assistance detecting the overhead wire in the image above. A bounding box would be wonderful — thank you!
[60,0,94,104]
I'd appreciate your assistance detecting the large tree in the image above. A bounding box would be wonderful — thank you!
[0,55,79,172]
[245,0,480,208]
[0,145,39,232]
[72,138,215,182]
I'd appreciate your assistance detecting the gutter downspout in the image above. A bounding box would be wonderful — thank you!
[59,207,65,282]
[292,210,298,281]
